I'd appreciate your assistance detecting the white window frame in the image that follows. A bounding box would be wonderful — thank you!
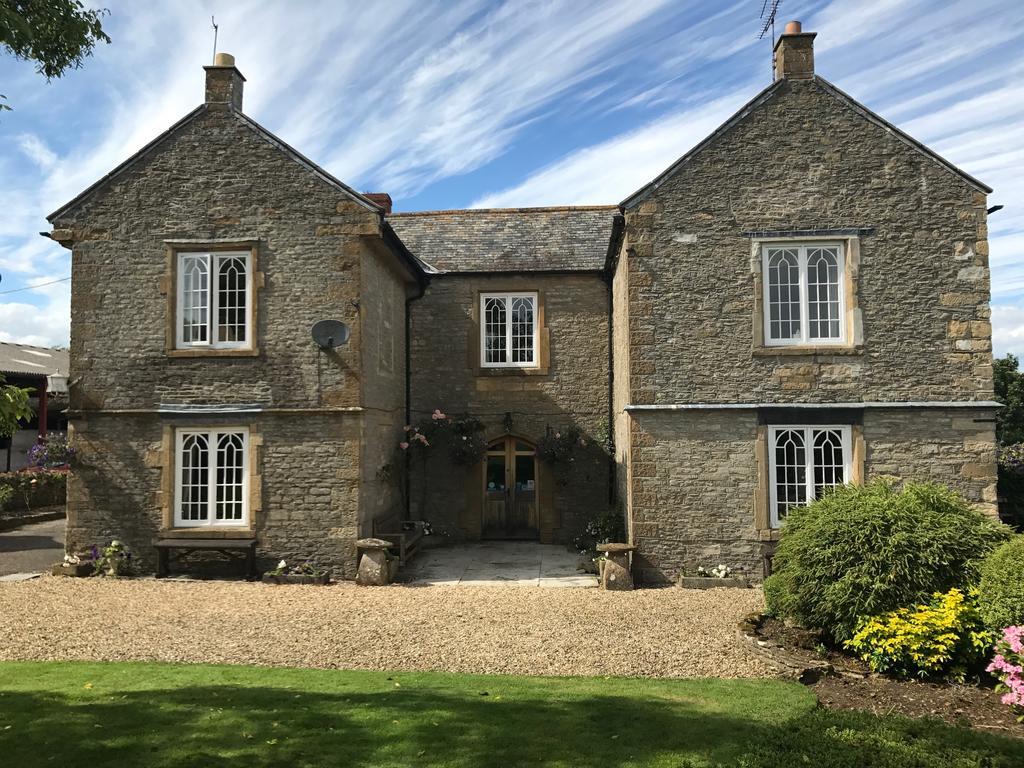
[175,251,253,350]
[173,427,250,528]
[768,424,851,528]
[479,292,539,369]
[762,242,846,346]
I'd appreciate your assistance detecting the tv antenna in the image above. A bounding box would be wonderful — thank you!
[758,0,782,79]
[211,16,219,64]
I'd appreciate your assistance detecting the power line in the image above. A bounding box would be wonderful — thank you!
[0,276,71,295]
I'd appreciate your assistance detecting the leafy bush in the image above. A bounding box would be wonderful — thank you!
[988,625,1024,714]
[763,480,1011,641]
[572,506,626,556]
[978,536,1024,630]
[0,469,67,512]
[536,426,587,465]
[27,434,75,468]
[844,588,994,682]
[0,484,11,511]
[998,444,1024,531]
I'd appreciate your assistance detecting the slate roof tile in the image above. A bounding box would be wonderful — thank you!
[387,206,617,273]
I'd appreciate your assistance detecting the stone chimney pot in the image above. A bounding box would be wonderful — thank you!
[773,21,816,81]
[204,52,245,110]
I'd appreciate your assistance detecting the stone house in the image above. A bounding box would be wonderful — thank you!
[48,23,998,581]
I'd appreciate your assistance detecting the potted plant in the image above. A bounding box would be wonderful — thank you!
[91,540,134,577]
[262,560,330,585]
[679,564,750,589]
[51,552,94,577]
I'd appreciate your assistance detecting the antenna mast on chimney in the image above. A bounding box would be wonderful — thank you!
[211,16,219,64]
[758,0,782,79]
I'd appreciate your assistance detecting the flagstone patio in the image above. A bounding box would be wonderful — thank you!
[402,541,598,587]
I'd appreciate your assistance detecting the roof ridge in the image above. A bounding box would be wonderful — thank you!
[0,341,64,351]
[388,205,618,217]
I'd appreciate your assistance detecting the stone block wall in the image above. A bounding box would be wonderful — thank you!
[67,412,364,577]
[628,406,999,584]
[53,103,413,575]
[53,107,380,413]
[408,273,611,543]
[619,78,993,406]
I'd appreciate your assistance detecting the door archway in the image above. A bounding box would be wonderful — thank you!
[483,436,538,540]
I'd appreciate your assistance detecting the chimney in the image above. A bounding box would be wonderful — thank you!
[204,52,245,110]
[773,21,816,81]
[364,193,393,214]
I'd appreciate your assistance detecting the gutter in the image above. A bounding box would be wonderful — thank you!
[624,401,1003,411]
[601,215,625,507]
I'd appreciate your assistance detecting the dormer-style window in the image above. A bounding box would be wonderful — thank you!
[762,243,846,345]
[175,251,252,349]
[480,292,538,368]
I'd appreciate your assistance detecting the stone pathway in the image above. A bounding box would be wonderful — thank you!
[403,541,598,587]
[0,517,65,576]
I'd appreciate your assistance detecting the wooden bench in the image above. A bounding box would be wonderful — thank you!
[155,537,258,579]
[371,511,424,566]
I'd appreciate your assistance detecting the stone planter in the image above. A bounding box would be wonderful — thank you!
[679,575,749,589]
[50,562,94,577]
[261,573,330,585]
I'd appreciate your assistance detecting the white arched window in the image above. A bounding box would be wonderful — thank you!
[763,243,845,345]
[768,425,851,527]
[174,428,249,527]
[480,292,538,368]
[176,251,252,349]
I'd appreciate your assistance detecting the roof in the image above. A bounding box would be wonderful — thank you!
[0,342,68,379]
[387,206,619,273]
[620,76,990,209]
[47,106,382,223]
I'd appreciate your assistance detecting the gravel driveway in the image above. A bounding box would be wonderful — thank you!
[0,578,774,679]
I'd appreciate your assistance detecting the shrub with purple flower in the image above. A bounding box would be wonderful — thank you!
[988,625,1024,717]
[91,540,134,577]
[27,434,75,469]
[999,443,1024,475]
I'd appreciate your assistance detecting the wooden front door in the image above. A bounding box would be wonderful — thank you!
[483,437,538,539]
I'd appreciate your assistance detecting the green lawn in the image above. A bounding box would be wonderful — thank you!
[0,662,1021,767]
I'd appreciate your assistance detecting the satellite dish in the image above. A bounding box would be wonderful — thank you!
[311,319,350,350]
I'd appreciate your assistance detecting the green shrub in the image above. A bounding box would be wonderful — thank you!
[0,484,11,511]
[978,535,1024,629]
[844,588,994,682]
[0,469,68,512]
[764,480,1011,641]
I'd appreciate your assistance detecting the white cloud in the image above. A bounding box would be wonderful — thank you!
[993,305,1024,359]
[17,134,57,170]
[470,87,757,207]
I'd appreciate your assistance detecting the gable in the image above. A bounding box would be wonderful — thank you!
[47,106,380,223]
[620,76,990,211]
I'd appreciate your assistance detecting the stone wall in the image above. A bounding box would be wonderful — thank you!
[617,76,996,582]
[53,103,412,575]
[67,412,363,577]
[620,78,992,406]
[53,107,379,412]
[408,273,611,543]
[358,241,411,531]
[628,406,999,584]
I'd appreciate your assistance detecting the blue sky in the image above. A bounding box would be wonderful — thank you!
[1,0,1023,356]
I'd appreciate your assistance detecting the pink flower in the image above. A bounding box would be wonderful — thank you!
[399,442,409,450]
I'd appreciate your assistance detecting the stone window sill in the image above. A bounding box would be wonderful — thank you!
[159,527,255,539]
[475,366,550,377]
[752,345,863,357]
[756,528,783,541]
[168,348,261,359]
